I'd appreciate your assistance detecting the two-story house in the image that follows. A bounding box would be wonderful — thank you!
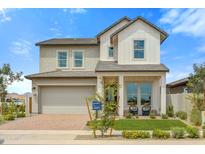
[26,16,169,116]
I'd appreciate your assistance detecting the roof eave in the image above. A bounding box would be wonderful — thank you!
[110,16,169,44]
[35,43,99,46]
[96,16,132,38]
[95,70,169,72]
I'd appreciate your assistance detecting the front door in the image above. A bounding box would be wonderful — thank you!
[127,82,152,115]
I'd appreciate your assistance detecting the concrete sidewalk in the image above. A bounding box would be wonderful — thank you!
[1,130,205,145]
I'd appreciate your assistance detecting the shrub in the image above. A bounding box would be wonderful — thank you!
[171,127,186,139]
[167,105,174,117]
[122,130,151,139]
[88,119,114,136]
[0,116,5,124]
[1,102,9,115]
[17,112,26,118]
[186,126,199,138]
[176,111,188,120]
[149,109,157,119]
[190,108,202,126]
[9,102,17,114]
[161,114,168,119]
[125,113,132,119]
[3,114,15,121]
[2,102,18,115]
[202,125,205,129]
[18,103,26,112]
[152,129,170,139]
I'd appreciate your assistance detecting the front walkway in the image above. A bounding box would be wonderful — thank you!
[0,114,89,130]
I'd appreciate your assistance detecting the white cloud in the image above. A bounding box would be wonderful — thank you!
[10,39,32,57]
[7,77,31,94]
[159,9,205,38]
[49,21,62,36]
[49,27,62,36]
[0,8,11,22]
[160,9,182,24]
[70,8,87,14]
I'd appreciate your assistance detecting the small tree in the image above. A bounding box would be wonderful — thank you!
[87,80,119,137]
[187,63,205,110]
[0,64,23,102]
[187,63,205,126]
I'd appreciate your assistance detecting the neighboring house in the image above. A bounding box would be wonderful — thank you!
[25,16,169,116]
[167,77,191,94]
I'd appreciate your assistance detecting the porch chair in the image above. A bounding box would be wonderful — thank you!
[142,105,151,116]
[129,105,138,115]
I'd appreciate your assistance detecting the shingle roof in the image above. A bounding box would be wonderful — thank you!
[111,16,168,44]
[96,16,131,37]
[95,61,169,72]
[25,70,97,79]
[35,38,99,46]
[167,77,189,87]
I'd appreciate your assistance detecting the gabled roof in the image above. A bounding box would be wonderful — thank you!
[96,61,169,72]
[111,16,168,44]
[36,38,99,46]
[96,16,131,37]
[25,70,97,79]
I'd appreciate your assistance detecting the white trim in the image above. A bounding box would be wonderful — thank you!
[96,72,165,77]
[132,39,146,61]
[56,50,69,69]
[37,83,96,86]
[72,50,85,69]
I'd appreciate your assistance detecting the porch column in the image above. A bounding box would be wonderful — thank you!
[118,75,124,116]
[160,74,166,114]
[97,75,103,97]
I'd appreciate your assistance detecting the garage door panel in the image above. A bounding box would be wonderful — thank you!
[40,86,95,114]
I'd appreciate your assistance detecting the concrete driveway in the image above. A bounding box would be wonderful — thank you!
[0,114,89,130]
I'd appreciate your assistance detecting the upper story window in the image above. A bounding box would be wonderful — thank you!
[73,51,84,68]
[108,47,114,58]
[57,51,68,68]
[134,40,144,59]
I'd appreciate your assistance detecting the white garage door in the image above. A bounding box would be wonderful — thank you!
[40,86,95,114]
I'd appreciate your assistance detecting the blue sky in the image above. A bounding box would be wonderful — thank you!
[0,8,205,94]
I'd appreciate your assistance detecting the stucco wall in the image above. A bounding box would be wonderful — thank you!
[40,45,100,73]
[100,20,129,61]
[117,20,161,64]
[167,93,193,118]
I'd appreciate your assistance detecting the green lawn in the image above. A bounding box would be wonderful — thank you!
[114,119,188,130]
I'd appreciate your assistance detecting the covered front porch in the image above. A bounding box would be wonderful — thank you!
[96,72,166,116]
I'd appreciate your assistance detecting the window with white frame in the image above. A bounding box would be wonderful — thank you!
[57,51,68,68]
[73,51,84,68]
[108,47,114,58]
[134,40,144,59]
